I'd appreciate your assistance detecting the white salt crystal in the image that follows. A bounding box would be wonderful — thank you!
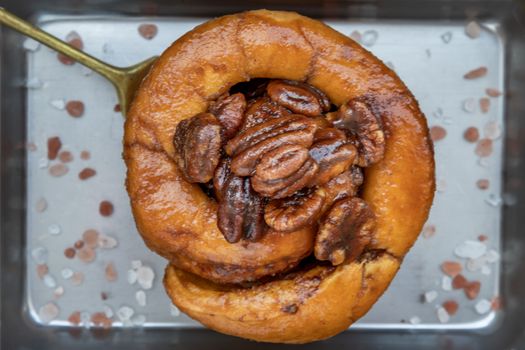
[131,260,142,269]
[132,314,146,326]
[23,38,40,51]
[436,307,450,323]
[31,246,48,264]
[38,158,49,169]
[127,269,137,285]
[485,249,500,263]
[43,274,57,288]
[485,194,502,207]
[103,305,114,318]
[80,311,91,327]
[361,30,379,47]
[48,224,61,235]
[465,21,481,39]
[136,290,147,307]
[170,304,181,317]
[54,286,64,298]
[484,121,502,140]
[49,99,66,110]
[38,302,59,323]
[117,306,135,321]
[462,98,476,113]
[25,77,43,89]
[61,268,73,280]
[454,240,487,259]
[441,276,452,291]
[136,266,155,290]
[475,299,491,314]
[424,290,438,303]
[409,316,421,325]
[481,265,491,275]
[98,234,118,249]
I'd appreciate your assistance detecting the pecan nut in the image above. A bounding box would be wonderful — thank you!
[208,93,247,140]
[226,115,318,176]
[213,157,232,202]
[265,188,326,232]
[267,80,330,117]
[217,174,266,243]
[241,97,291,131]
[322,166,363,207]
[314,197,375,265]
[309,128,357,186]
[252,145,319,199]
[173,113,222,183]
[327,100,385,167]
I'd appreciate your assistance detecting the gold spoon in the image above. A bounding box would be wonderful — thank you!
[0,7,157,116]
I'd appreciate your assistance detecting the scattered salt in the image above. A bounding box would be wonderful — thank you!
[98,234,118,249]
[170,304,180,317]
[49,99,66,110]
[48,224,61,235]
[136,290,147,307]
[131,260,143,269]
[485,249,500,263]
[349,30,362,42]
[485,194,502,207]
[137,265,155,290]
[80,311,91,327]
[454,240,487,259]
[465,21,481,38]
[38,302,59,324]
[54,286,64,298]
[475,299,492,314]
[117,306,135,321]
[132,314,146,326]
[436,307,450,323]
[105,262,118,282]
[409,316,421,325]
[61,268,74,280]
[484,121,502,140]
[43,274,57,288]
[103,305,114,318]
[71,271,84,286]
[127,269,138,285]
[361,30,379,47]
[31,246,48,264]
[462,98,476,113]
[441,276,452,291]
[424,290,438,303]
[38,158,49,169]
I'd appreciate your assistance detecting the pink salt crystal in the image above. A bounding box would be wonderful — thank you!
[91,312,113,329]
[83,229,100,248]
[479,97,490,113]
[442,300,459,316]
[80,150,91,160]
[68,311,81,325]
[422,224,436,238]
[58,151,74,163]
[71,271,84,286]
[38,302,60,323]
[37,263,49,279]
[486,88,502,97]
[105,262,118,282]
[77,247,96,263]
[35,198,48,213]
[464,66,488,79]
[430,126,447,142]
[475,139,493,158]
[138,24,158,40]
[440,261,462,277]
[49,163,69,177]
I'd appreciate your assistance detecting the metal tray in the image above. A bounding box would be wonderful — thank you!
[2,1,525,349]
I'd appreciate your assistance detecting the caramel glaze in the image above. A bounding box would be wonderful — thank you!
[125,9,435,343]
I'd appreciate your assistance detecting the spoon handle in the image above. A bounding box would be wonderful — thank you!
[0,7,125,84]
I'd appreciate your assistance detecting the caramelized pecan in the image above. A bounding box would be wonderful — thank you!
[173,113,222,183]
[322,166,363,206]
[267,80,330,116]
[265,188,326,232]
[217,174,266,243]
[226,115,318,176]
[309,128,357,186]
[213,157,232,202]
[241,97,291,131]
[252,155,319,199]
[208,93,246,139]
[315,197,375,265]
[327,100,385,167]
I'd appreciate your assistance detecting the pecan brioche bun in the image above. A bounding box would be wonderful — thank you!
[124,9,435,344]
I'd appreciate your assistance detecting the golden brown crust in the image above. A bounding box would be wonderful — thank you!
[125,9,435,343]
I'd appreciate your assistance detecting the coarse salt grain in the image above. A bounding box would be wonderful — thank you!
[54,286,64,298]
[466,257,485,272]
[35,198,48,213]
[37,264,49,279]
[424,290,438,303]
[83,229,100,248]
[137,265,155,290]
[66,100,85,118]
[452,274,468,289]
[31,246,48,264]
[170,304,181,317]
[486,88,502,97]
[79,168,96,180]
[454,240,487,259]
[409,316,421,325]
[64,247,76,259]
[361,30,379,47]
[103,305,114,318]
[138,24,158,40]
[464,66,488,79]
[441,32,452,43]
[131,260,143,269]
[476,179,490,190]
[484,121,502,140]
[422,224,436,238]
[350,30,362,42]
[77,247,96,263]
[478,234,489,241]
[441,261,462,277]
[47,137,62,160]
[91,312,112,329]
[117,306,135,321]
[436,307,450,323]
[71,271,84,286]
[462,98,476,113]
[80,150,91,160]
[38,158,49,169]
[43,274,57,288]
[61,268,74,279]
[480,97,490,113]
[442,276,452,291]
[98,234,118,249]
[58,151,73,163]
[48,224,61,235]
[491,296,502,310]
[49,163,69,177]
[475,299,491,314]
[39,302,59,324]
[74,240,84,249]
[105,262,118,282]
[136,290,147,307]
[463,127,480,143]
[481,265,491,275]
[68,311,81,325]
[127,269,138,285]
[442,300,459,316]
[485,194,502,207]
[23,38,40,51]
[485,249,500,263]
[99,200,114,217]
[465,21,481,38]
[465,281,481,300]
[49,99,66,110]
[430,126,447,142]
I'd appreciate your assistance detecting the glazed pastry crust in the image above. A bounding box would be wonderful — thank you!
[125,9,435,343]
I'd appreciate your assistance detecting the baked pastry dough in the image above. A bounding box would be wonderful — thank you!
[124,9,435,343]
